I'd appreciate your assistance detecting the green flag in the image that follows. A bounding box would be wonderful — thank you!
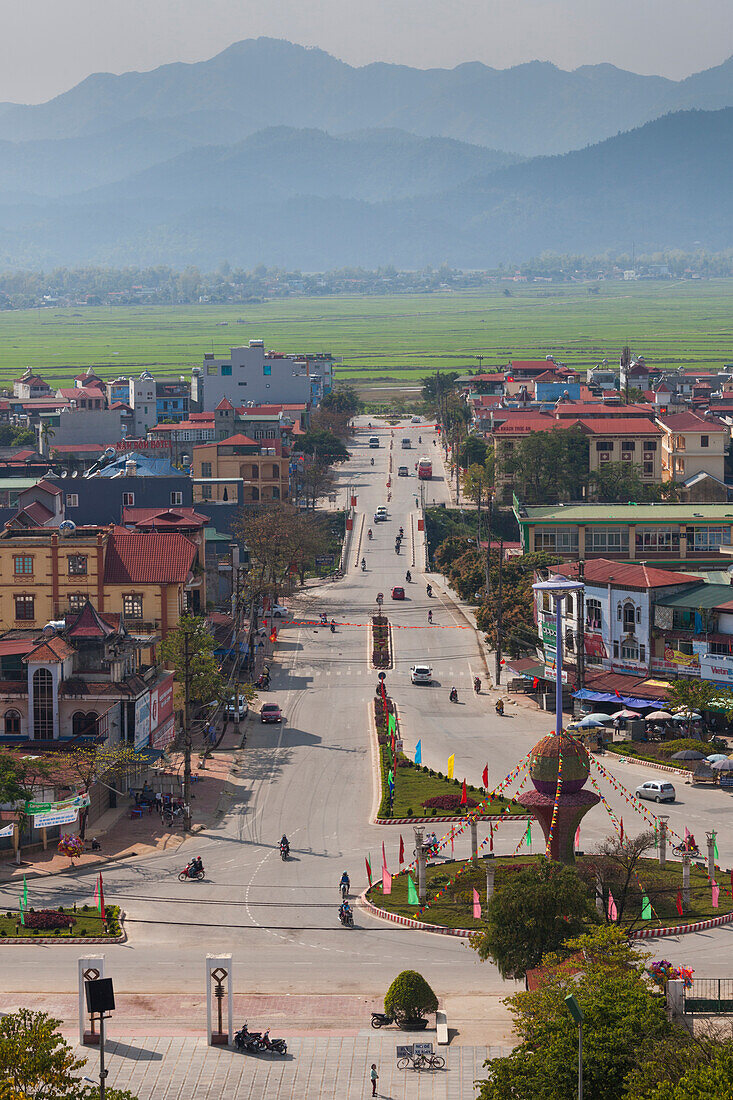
[388,769,394,787]
[22,875,27,909]
[525,822,532,847]
[18,896,24,926]
[388,714,396,737]
[407,874,419,906]
[641,895,652,921]
[714,832,719,860]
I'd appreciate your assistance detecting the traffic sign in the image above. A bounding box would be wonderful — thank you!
[376,592,384,604]
[378,672,387,680]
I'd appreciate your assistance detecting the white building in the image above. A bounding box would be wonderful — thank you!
[191,340,334,411]
[130,372,157,437]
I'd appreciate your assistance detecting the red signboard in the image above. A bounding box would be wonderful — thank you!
[150,673,175,734]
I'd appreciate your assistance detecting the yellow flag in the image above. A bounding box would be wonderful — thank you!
[447,754,455,779]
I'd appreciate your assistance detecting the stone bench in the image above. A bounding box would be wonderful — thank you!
[436,1010,449,1045]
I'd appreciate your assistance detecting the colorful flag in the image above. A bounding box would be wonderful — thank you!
[460,780,467,806]
[365,854,372,886]
[399,835,404,865]
[620,818,624,843]
[641,895,652,921]
[18,896,24,926]
[382,841,387,870]
[382,869,392,895]
[415,740,422,765]
[447,754,455,779]
[482,764,489,789]
[714,832,719,860]
[473,888,481,919]
[532,677,539,690]
[614,690,621,699]
[407,874,419,905]
[712,880,720,909]
[22,876,27,911]
[98,872,105,920]
[525,821,532,847]
[574,825,581,851]
[269,628,277,643]
[489,823,494,852]
[607,891,618,922]
[388,714,396,738]
[676,890,683,917]
[388,769,394,789]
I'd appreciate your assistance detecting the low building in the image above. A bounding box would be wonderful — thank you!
[13,371,53,400]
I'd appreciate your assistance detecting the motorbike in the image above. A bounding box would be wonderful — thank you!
[367,529,373,540]
[179,862,204,882]
[258,1029,287,1055]
[398,527,404,537]
[339,907,354,927]
[256,673,270,690]
[394,543,400,554]
[280,842,290,861]
[449,688,458,703]
[426,584,433,597]
[320,613,328,625]
[427,611,433,623]
[234,1023,264,1052]
[330,621,336,633]
[474,677,481,694]
[370,458,374,466]
[163,804,185,827]
[371,1011,397,1029]
[405,571,411,583]
[495,700,505,716]
[361,559,366,571]
[340,881,349,901]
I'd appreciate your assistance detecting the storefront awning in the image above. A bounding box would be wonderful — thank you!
[573,688,667,709]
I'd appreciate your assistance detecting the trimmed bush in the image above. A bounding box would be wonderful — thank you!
[422,794,478,811]
[384,970,439,1021]
[24,909,76,930]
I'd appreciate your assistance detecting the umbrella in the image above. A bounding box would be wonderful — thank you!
[576,716,607,729]
[671,750,706,760]
[711,758,733,772]
[672,710,702,721]
[610,709,641,719]
[581,712,614,723]
[706,754,729,763]
[645,710,672,721]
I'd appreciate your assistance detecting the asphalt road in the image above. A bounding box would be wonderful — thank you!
[1,418,733,1001]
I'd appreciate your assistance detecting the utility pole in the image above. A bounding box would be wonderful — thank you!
[576,559,585,693]
[183,630,192,832]
[494,539,504,685]
[484,496,493,603]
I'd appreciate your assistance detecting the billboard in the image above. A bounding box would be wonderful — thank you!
[134,692,151,749]
[150,673,174,733]
[152,714,175,749]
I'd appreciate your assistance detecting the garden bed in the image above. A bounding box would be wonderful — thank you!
[0,904,123,942]
[605,736,725,772]
[367,856,732,931]
[371,614,392,669]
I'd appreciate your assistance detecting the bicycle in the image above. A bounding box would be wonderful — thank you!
[397,1050,445,1071]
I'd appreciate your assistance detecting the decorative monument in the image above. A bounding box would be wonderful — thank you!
[524,575,600,863]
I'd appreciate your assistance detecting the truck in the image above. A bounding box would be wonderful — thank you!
[417,457,432,480]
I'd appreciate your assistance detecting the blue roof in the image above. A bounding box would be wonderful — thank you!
[95,451,180,477]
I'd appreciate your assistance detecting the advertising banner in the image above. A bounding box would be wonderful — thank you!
[134,691,151,749]
[700,654,733,685]
[663,647,699,668]
[150,673,174,734]
[0,823,14,838]
[151,714,175,749]
[544,667,569,684]
[33,806,79,829]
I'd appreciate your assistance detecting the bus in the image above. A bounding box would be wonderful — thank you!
[417,457,432,479]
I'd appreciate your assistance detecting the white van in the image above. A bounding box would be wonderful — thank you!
[369,436,380,448]
[401,438,411,449]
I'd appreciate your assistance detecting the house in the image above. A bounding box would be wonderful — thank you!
[192,434,291,505]
[656,411,727,486]
[191,340,335,410]
[55,386,106,410]
[13,371,53,400]
[515,501,733,568]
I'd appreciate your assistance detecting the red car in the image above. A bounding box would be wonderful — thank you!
[391,586,405,600]
[261,704,283,723]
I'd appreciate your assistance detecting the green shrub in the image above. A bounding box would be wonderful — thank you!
[658,738,709,757]
[384,970,439,1020]
[407,807,413,816]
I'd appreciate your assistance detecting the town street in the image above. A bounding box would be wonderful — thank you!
[1,420,732,1012]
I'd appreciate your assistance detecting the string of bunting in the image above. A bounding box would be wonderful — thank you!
[545,746,564,856]
[589,757,685,842]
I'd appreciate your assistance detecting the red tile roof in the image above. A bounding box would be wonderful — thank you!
[555,558,698,589]
[493,416,583,435]
[553,403,654,419]
[51,444,105,453]
[65,600,115,639]
[218,433,259,446]
[123,507,208,530]
[188,412,215,421]
[575,418,662,434]
[584,670,669,700]
[36,479,62,496]
[24,636,75,663]
[215,397,234,410]
[103,532,197,584]
[657,412,726,431]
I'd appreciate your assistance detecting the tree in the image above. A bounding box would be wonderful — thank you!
[666,679,733,721]
[590,461,680,503]
[474,550,561,656]
[504,429,589,503]
[384,970,439,1022]
[0,749,33,804]
[294,428,349,462]
[421,370,460,405]
[476,926,673,1100]
[637,1042,733,1099]
[458,435,488,468]
[319,384,361,427]
[0,1008,88,1099]
[580,831,657,928]
[300,457,336,510]
[469,861,600,978]
[159,614,225,712]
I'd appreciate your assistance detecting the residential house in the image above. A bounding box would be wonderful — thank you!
[192,434,291,505]
[191,340,334,410]
[13,372,53,400]
[656,411,727,488]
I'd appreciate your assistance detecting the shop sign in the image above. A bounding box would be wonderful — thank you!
[663,647,700,668]
[150,673,174,733]
[152,714,176,749]
[700,654,733,684]
[544,666,568,684]
[33,806,78,829]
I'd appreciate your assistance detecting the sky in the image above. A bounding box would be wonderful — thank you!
[0,0,731,103]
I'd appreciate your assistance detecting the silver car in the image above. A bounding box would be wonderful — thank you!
[635,780,675,803]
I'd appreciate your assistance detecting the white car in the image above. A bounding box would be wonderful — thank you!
[635,780,675,803]
[259,603,288,619]
[411,417,422,424]
[226,695,249,720]
[411,664,433,685]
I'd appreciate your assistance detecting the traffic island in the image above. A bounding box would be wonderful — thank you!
[365,855,733,938]
[371,613,393,669]
[0,903,125,944]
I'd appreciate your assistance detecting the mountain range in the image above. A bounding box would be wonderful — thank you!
[0,38,731,269]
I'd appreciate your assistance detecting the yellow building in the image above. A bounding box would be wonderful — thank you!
[192,434,290,504]
[657,411,727,485]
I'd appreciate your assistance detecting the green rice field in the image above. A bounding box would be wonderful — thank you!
[1,279,732,389]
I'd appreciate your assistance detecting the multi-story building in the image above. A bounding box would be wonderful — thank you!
[657,411,727,486]
[192,434,290,505]
[13,371,53,400]
[191,340,334,410]
[129,372,157,438]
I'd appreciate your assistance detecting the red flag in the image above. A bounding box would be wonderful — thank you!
[382,841,387,870]
[482,764,489,789]
[269,628,277,643]
[365,855,372,886]
[614,690,621,699]
[399,835,404,865]
[489,823,494,851]
[532,677,539,689]
[676,890,683,917]
[620,818,624,843]
[98,872,105,921]
[460,779,467,806]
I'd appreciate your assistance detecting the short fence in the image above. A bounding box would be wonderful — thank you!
[685,979,733,1014]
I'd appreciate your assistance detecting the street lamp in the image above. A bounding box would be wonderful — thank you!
[564,993,584,1100]
[532,576,584,732]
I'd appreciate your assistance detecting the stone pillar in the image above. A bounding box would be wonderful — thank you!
[470,820,478,861]
[682,855,691,912]
[413,826,426,903]
[666,979,684,1020]
[205,955,233,1046]
[485,862,495,906]
[658,816,668,869]
[707,832,716,879]
[78,954,105,1046]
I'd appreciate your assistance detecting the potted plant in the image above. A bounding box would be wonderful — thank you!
[384,970,438,1030]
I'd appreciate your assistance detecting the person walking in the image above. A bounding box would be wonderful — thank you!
[370,1063,379,1096]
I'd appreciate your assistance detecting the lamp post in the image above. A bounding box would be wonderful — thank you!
[564,993,584,1100]
[532,576,585,732]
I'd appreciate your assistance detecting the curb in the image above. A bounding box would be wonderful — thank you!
[629,908,733,939]
[374,814,532,825]
[362,894,473,938]
[370,616,394,671]
[0,910,127,946]
[609,754,692,778]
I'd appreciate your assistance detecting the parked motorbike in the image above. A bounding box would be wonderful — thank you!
[259,1029,287,1055]
[234,1023,263,1052]
[371,1011,397,1029]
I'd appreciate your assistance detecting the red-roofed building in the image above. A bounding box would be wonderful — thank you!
[192,433,291,505]
[656,411,727,489]
[13,372,53,400]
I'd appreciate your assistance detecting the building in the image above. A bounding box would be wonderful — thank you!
[13,371,53,400]
[656,411,727,486]
[191,340,334,410]
[129,372,157,437]
[55,386,105,410]
[515,501,733,568]
[36,406,126,453]
[192,434,291,505]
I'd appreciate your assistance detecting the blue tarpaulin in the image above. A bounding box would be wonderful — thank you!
[573,688,667,709]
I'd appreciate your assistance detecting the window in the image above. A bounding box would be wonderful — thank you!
[643,462,654,477]
[13,555,33,575]
[68,555,87,576]
[68,594,86,612]
[623,604,636,631]
[201,462,212,478]
[72,711,98,737]
[4,710,20,735]
[701,435,709,448]
[675,435,686,450]
[263,364,272,376]
[122,594,143,620]
[66,493,79,508]
[14,595,34,620]
[587,527,629,553]
[640,644,646,662]
[206,364,218,375]
[271,464,279,479]
[596,441,613,452]
[201,484,212,500]
[621,641,639,660]
[565,627,575,652]
[643,440,657,451]
[170,491,183,506]
[613,641,619,658]
[636,527,679,552]
[621,441,636,452]
[221,365,232,376]
[586,598,602,629]
[566,594,574,616]
[692,526,731,551]
[32,667,53,739]
[534,527,579,553]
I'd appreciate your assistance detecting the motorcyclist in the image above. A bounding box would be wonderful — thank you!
[367,529,373,540]
[426,584,433,597]
[405,570,411,583]
[449,687,458,703]
[187,856,203,877]
[394,543,400,554]
[370,457,374,466]
[495,698,504,715]
[418,436,422,443]
[361,558,366,571]
[320,612,328,624]
[339,900,353,924]
[330,619,336,632]
[474,676,481,694]
[399,527,404,537]
[340,871,350,896]
[280,835,290,857]
[427,609,433,623]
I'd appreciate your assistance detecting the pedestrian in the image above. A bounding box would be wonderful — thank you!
[370,1063,379,1096]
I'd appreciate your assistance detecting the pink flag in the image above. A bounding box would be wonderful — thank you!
[607,890,618,922]
[574,825,580,851]
[382,869,392,896]
[399,835,404,865]
[472,888,481,919]
[712,880,720,909]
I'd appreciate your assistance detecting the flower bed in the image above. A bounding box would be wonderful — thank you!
[372,614,391,668]
[0,904,122,940]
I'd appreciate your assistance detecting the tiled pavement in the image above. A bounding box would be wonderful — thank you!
[73,1035,509,1098]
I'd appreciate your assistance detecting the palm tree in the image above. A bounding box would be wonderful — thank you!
[39,423,55,456]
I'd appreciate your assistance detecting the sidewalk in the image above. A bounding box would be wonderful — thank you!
[0,730,244,885]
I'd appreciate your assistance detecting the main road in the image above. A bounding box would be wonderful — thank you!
[1,418,732,1004]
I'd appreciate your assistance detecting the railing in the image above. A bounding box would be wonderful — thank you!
[685,979,733,1014]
